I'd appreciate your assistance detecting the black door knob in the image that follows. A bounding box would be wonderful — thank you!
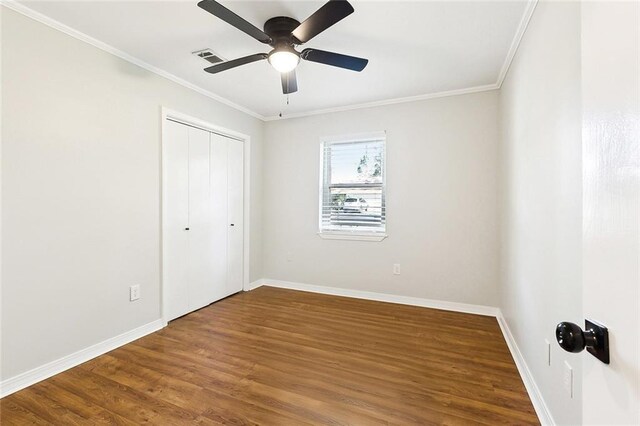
[555,322,596,353]
[555,319,609,364]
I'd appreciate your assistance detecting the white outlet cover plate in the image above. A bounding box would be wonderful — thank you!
[130,285,140,301]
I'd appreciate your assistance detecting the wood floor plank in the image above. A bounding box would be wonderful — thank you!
[0,286,539,425]
[5,388,89,425]
[0,399,53,425]
[26,381,138,425]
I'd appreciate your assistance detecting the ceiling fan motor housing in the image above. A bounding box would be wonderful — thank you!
[264,16,302,48]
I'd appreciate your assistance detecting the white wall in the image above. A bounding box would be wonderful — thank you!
[0,8,263,380]
[498,2,583,425]
[263,91,500,307]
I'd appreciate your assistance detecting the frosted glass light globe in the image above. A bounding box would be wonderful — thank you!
[268,50,300,73]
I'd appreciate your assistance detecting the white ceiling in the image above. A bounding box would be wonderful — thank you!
[19,0,530,119]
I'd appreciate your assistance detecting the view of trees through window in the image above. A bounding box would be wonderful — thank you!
[320,137,386,233]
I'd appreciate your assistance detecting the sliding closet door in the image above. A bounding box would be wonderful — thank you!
[226,139,244,294]
[187,127,214,312]
[209,133,229,301]
[164,120,190,320]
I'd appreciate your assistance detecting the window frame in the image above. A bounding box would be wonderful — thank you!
[318,131,388,242]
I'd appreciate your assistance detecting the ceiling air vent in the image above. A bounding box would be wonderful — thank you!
[192,49,225,65]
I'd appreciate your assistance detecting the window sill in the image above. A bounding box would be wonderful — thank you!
[317,232,388,242]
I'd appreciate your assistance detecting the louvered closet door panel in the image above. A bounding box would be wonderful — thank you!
[227,139,244,294]
[164,121,190,321]
[209,133,229,301]
[187,127,213,312]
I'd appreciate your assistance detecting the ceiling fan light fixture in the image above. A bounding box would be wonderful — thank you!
[197,0,367,94]
[268,48,300,73]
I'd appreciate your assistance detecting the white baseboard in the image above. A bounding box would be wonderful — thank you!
[258,279,500,317]
[1,284,552,426]
[496,311,555,425]
[0,319,164,398]
[245,279,265,291]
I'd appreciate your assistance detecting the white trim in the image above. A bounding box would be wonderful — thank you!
[496,310,555,425]
[163,108,251,142]
[319,134,388,237]
[320,131,387,145]
[317,232,387,242]
[0,319,163,398]
[245,279,265,291]
[160,108,252,322]
[496,0,539,88]
[1,0,536,122]
[0,0,265,121]
[265,0,541,123]
[264,84,499,121]
[258,279,500,317]
[241,126,252,293]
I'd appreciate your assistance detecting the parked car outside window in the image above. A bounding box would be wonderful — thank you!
[343,197,368,213]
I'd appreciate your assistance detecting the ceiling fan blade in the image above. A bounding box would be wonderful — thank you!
[198,0,272,44]
[281,70,298,94]
[204,53,268,74]
[301,48,368,71]
[292,0,354,44]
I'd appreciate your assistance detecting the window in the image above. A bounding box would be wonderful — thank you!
[319,132,386,241]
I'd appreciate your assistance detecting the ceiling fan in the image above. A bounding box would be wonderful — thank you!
[197,0,369,94]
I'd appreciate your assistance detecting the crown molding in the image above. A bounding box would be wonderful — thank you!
[263,83,500,121]
[2,0,537,122]
[254,0,538,122]
[496,0,539,88]
[0,0,266,121]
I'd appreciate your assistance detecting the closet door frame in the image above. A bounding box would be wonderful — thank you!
[160,107,251,325]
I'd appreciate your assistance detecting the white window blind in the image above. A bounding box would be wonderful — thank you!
[320,133,386,236]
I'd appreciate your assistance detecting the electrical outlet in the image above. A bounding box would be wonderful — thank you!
[286,251,293,262]
[393,264,401,275]
[130,284,140,301]
[563,360,573,398]
[545,339,551,366]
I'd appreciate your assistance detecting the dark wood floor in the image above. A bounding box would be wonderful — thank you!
[1,286,538,425]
